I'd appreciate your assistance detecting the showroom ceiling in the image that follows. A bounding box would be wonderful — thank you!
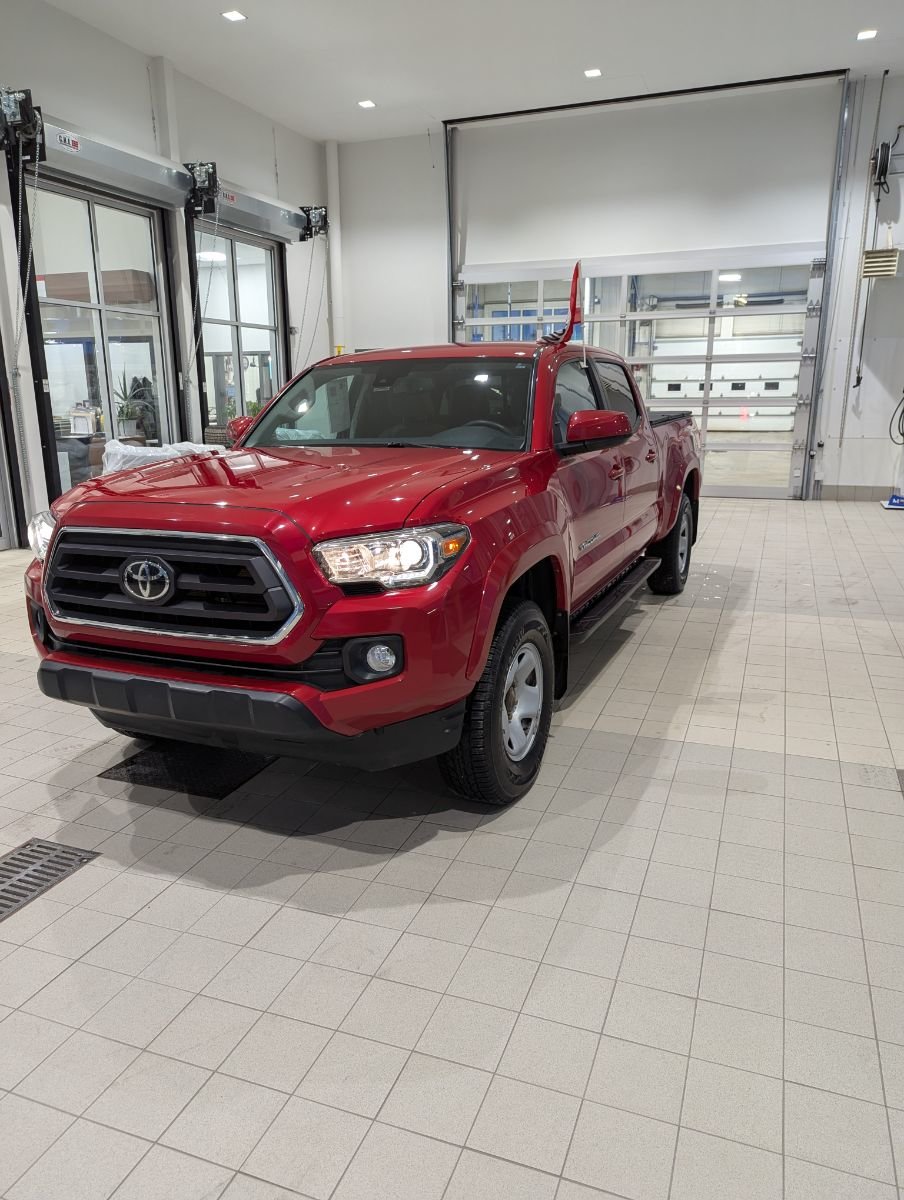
[45,0,904,141]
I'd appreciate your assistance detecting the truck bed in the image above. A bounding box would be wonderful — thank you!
[649,410,692,427]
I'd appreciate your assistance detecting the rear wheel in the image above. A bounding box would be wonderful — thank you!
[647,493,693,595]
[439,599,553,805]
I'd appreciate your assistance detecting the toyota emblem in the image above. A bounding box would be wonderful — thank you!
[120,556,175,605]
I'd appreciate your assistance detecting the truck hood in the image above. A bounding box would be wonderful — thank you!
[56,445,524,542]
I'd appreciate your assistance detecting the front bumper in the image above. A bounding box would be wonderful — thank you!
[37,660,465,770]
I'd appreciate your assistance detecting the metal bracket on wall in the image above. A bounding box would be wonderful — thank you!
[185,161,219,217]
[300,206,328,241]
[0,88,46,164]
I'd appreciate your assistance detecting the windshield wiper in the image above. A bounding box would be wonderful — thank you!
[383,440,428,447]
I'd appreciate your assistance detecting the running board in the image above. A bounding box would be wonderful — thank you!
[570,558,660,644]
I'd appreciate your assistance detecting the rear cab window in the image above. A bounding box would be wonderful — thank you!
[592,360,641,428]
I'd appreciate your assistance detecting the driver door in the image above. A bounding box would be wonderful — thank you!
[552,357,627,608]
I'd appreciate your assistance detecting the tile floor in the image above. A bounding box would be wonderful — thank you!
[0,499,903,1199]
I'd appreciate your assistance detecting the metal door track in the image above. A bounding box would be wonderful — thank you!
[0,839,99,922]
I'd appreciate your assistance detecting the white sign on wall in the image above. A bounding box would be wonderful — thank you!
[55,131,81,154]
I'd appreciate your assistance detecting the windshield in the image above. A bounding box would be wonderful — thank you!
[244,356,534,452]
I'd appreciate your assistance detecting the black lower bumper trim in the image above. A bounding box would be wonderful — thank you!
[38,661,465,771]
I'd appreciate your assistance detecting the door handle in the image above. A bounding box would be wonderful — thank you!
[645,449,657,463]
[609,464,625,480]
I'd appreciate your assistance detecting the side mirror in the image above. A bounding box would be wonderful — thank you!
[566,409,632,445]
[225,415,254,447]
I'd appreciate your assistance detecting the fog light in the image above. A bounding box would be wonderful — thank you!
[365,643,397,674]
[342,635,404,684]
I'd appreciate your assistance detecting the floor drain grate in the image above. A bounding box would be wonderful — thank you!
[0,839,100,922]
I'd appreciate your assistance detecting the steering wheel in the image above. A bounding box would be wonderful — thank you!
[466,420,510,435]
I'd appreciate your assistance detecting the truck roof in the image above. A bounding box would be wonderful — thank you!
[316,342,626,369]
[319,342,540,366]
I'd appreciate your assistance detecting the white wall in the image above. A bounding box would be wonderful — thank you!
[0,0,328,503]
[816,73,904,494]
[339,132,449,350]
[0,0,158,154]
[453,79,843,275]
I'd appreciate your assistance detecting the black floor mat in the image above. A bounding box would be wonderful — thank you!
[99,744,274,799]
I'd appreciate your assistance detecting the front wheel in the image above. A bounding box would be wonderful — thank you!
[647,492,694,595]
[439,599,554,805]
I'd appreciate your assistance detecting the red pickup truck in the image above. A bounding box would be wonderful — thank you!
[25,341,700,804]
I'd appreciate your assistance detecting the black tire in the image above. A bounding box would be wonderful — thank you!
[439,599,554,806]
[647,493,694,595]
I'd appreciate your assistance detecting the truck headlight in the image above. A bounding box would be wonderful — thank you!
[314,524,470,589]
[27,511,57,562]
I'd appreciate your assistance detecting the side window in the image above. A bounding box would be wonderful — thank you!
[553,360,598,443]
[594,361,641,426]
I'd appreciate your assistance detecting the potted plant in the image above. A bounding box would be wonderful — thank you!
[114,371,142,437]
[116,398,141,438]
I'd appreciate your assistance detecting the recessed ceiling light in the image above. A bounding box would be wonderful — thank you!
[197,251,227,263]
[358,99,376,109]
[857,28,877,39]
[719,272,742,282]
[221,10,246,20]
[584,68,602,78]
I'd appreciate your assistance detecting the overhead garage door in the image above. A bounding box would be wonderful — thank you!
[448,77,843,498]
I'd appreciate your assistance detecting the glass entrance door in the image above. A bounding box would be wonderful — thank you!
[194,227,282,442]
[30,185,176,490]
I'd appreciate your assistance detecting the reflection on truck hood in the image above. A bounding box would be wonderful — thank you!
[55,444,525,541]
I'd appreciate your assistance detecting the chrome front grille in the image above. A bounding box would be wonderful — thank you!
[44,529,302,643]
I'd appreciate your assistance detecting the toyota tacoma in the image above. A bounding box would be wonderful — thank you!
[26,338,700,804]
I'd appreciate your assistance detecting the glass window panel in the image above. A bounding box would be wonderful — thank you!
[629,362,708,404]
[628,271,711,312]
[42,303,107,486]
[195,232,234,321]
[240,327,277,415]
[465,282,538,319]
[711,312,804,355]
[704,447,792,489]
[707,407,795,434]
[235,241,275,327]
[586,277,621,316]
[95,206,158,311]
[464,323,537,342]
[31,191,97,304]
[202,321,239,431]
[542,279,574,307]
[716,265,809,308]
[583,322,620,353]
[594,361,640,423]
[628,316,710,358]
[709,360,801,400]
[107,312,169,444]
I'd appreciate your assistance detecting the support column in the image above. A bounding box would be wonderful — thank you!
[148,57,202,441]
[326,140,344,355]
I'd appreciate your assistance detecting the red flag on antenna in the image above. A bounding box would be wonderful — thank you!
[540,260,582,345]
